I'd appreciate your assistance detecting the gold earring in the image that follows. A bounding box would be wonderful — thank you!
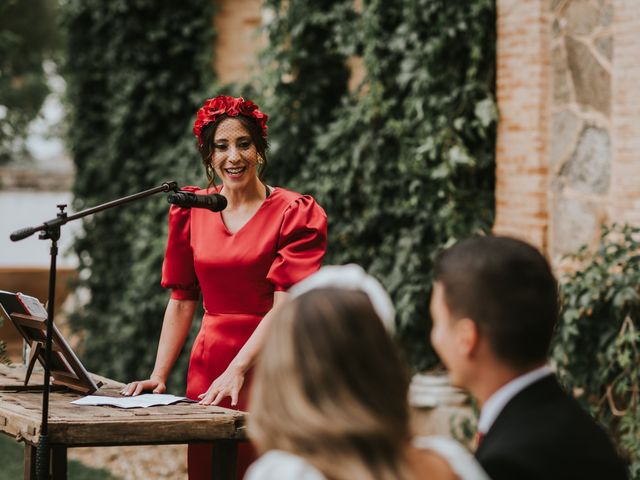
[257,154,264,165]
[206,163,216,182]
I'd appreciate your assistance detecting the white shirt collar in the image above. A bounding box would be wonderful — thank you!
[477,365,553,434]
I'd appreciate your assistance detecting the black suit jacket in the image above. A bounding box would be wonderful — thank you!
[475,375,628,480]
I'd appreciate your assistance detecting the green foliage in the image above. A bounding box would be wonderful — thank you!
[290,0,497,370]
[0,0,60,164]
[553,224,640,478]
[64,0,216,391]
[0,435,117,480]
[449,399,479,449]
[255,0,355,187]
[65,0,495,391]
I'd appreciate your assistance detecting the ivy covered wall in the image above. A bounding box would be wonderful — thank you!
[65,0,496,387]
[255,0,356,187]
[259,0,497,369]
[64,0,216,389]
[553,225,640,477]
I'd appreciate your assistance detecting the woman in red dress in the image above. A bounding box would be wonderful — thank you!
[121,95,328,479]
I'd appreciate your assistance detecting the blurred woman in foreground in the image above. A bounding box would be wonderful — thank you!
[245,265,490,480]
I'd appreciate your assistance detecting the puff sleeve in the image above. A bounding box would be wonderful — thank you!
[266,195,328,292]
[161,186,201,300]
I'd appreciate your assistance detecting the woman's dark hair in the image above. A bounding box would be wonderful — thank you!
[198,114,269,187]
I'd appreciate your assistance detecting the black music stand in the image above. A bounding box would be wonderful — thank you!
[8,181,178,479]
[0,291,99,393]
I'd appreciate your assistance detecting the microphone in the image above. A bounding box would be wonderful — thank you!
[167,191,227,212]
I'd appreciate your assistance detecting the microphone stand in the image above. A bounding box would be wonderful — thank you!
[9,181,178,480]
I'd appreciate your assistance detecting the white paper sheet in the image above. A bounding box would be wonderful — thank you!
[71,393,194,409]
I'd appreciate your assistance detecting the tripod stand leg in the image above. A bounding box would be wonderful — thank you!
[24,342,42,386]
[51,446,67,479]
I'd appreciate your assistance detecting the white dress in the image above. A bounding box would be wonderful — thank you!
[244,436,490,480]
[244,450,326,480]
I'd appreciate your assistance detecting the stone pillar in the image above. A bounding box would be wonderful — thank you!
[493,0,552,251]
[495,0,640,261]
[609,0,640,226]
[409,373,474,445]
[548,0,613,262]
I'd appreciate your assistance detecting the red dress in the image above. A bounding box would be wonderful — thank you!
[161,186,327,480]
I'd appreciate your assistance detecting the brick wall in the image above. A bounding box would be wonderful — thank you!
[610,0,640,226]
[212,0,364,91]
[214,0,264,85]
[495,0,640,260]
[216,0,640,258]
[493,0,551,251]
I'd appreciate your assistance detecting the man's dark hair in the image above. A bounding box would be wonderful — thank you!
[433,236,558,369]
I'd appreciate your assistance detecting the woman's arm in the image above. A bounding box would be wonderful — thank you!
[121,298,197,396]
[197,291,288,406]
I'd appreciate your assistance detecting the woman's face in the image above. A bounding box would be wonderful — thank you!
[210,117,259,189]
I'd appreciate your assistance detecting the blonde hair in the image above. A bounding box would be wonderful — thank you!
[249,288,413,480]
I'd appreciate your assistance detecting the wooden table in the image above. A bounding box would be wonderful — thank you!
[0,364,246,479]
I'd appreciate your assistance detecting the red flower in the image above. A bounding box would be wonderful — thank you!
[193,95,269,146]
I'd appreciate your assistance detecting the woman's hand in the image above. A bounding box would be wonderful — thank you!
[198,364,245,407]
[196,293,287,407]
[120,374,167,396]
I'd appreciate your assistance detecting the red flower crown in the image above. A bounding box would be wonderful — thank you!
[193,95,268,147]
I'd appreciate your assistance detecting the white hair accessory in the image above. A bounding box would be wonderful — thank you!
[289,264,395,332]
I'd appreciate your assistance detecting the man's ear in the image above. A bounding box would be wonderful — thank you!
[456,317,480,358]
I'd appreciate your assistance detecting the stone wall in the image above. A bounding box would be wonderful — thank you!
[549,0,613,259]
[495,0,640,262]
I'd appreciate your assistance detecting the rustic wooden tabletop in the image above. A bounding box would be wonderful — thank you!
[0,363,246,446]
[0,363,246,479]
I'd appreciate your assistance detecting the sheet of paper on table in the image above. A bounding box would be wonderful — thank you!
[71,393,195,409]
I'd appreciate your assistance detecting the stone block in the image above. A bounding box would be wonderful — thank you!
[564,0,600,35]
[565,36,611,115]
[549,0,566,12]
[552,18,562,39]
[595,36,613,61]
[552,45,572,104]
[560,126,610,194]
[552,197,598,255]
[550,109,581,167]
[600,3,613,27]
